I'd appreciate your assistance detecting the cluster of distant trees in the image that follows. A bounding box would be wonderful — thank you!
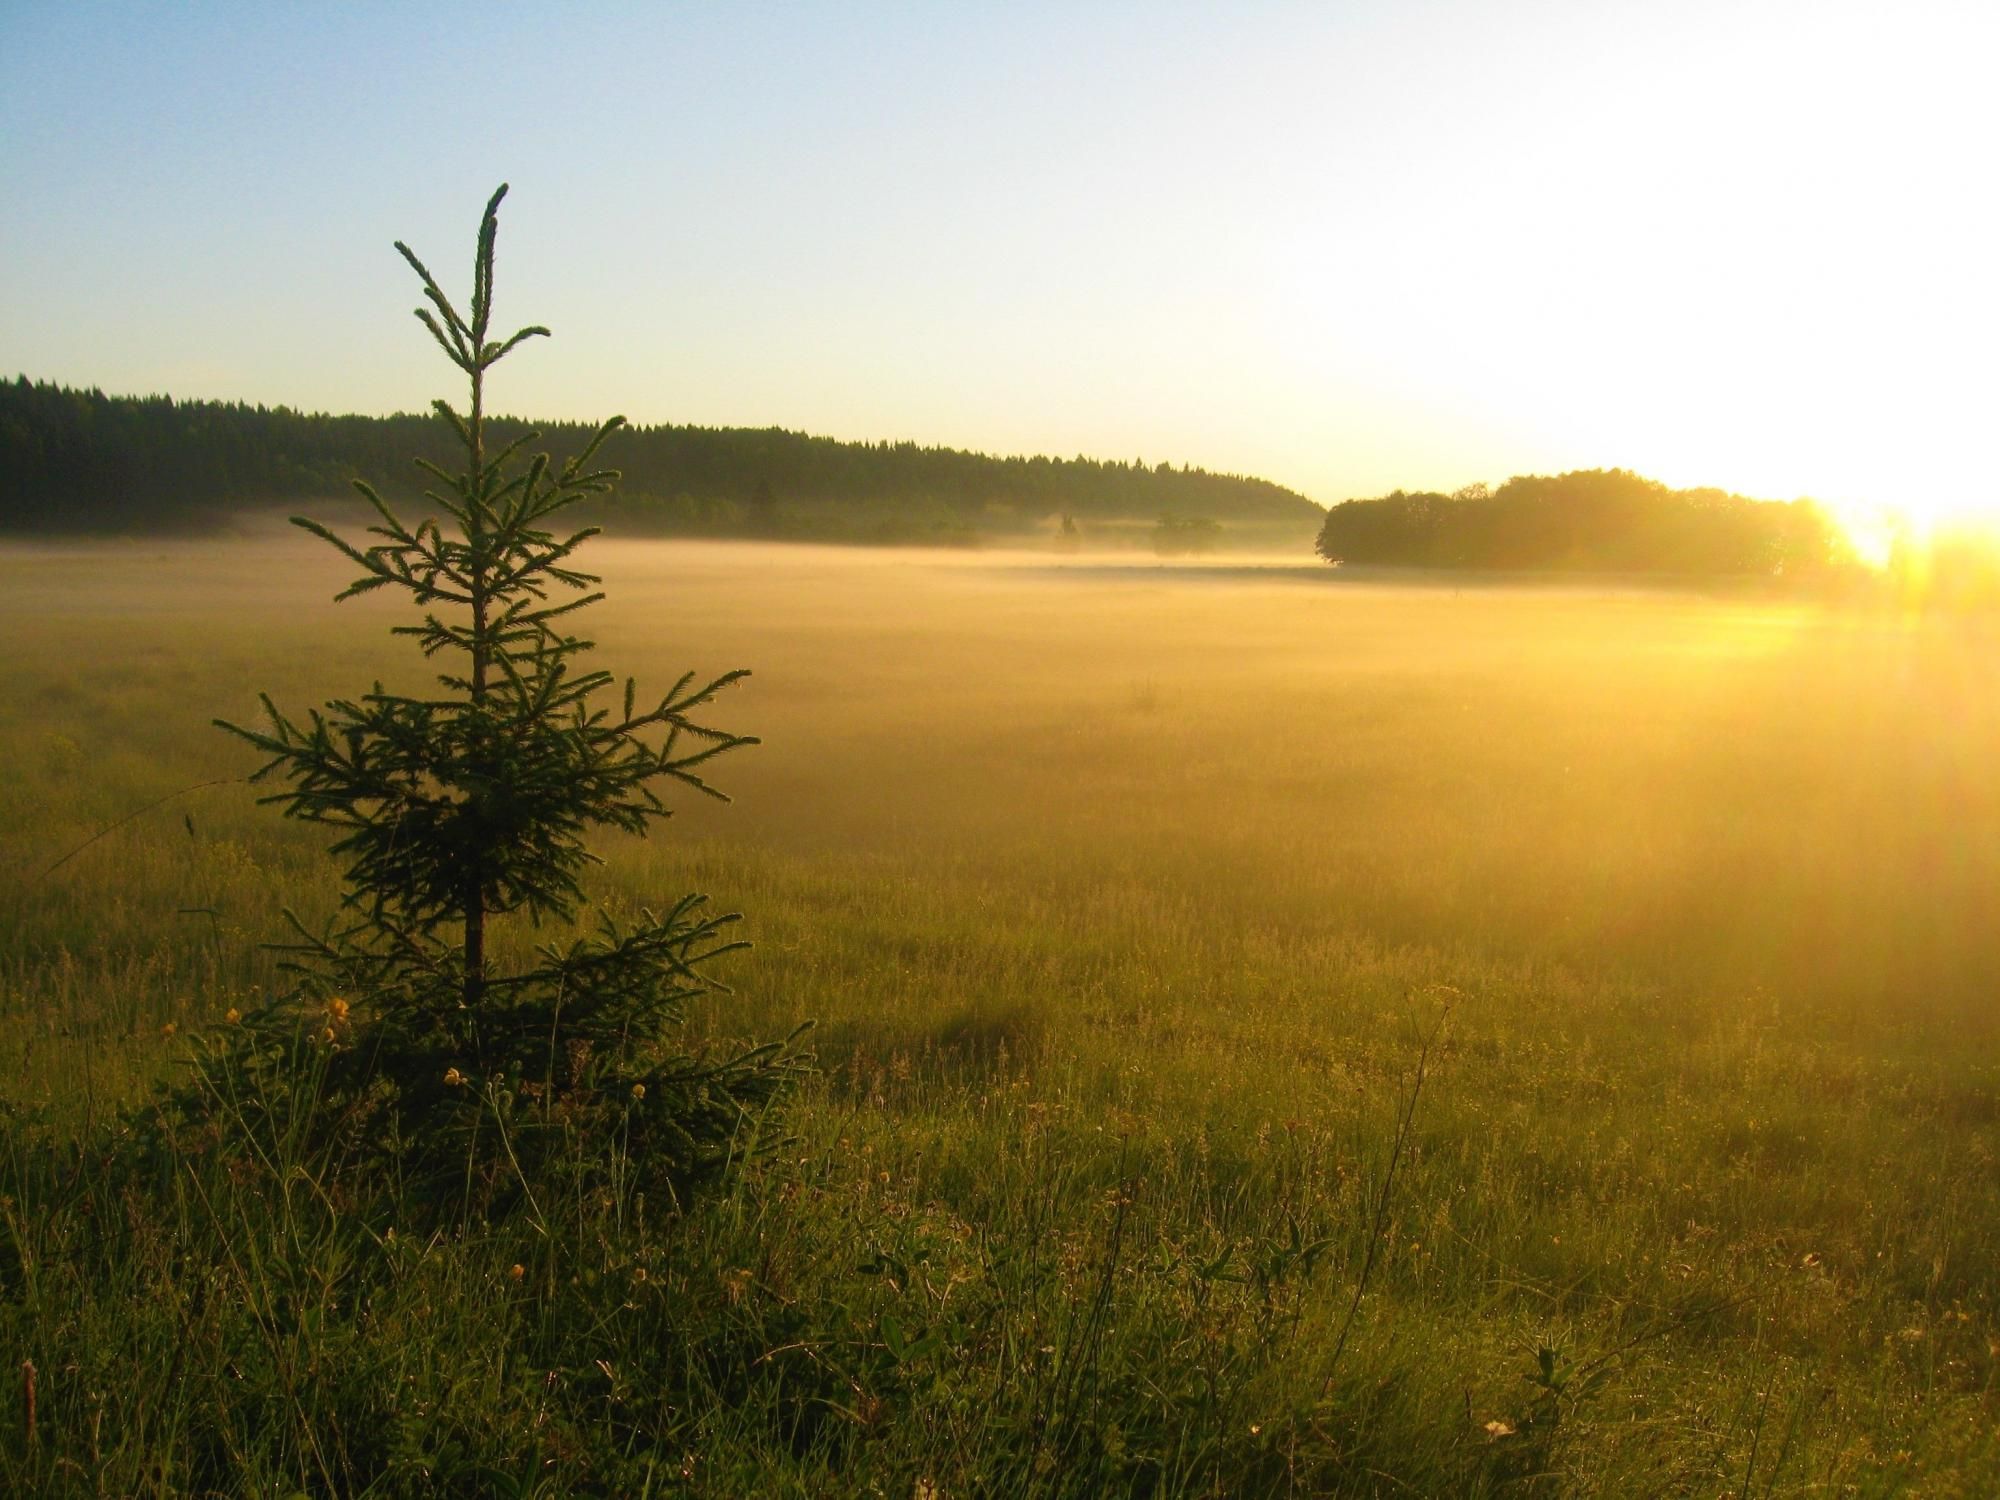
[1315,470,1851,577]
[0,377,1319,539]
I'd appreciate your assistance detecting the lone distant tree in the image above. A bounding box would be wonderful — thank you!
[746,477,781,536]
[1152,514,1222,556]
[213,186,803,1199]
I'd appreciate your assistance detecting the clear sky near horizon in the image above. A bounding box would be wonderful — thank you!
[2,1,1994,522]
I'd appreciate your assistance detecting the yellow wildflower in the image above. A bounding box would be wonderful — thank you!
[161,1021,177,1037]
[224,1007,241,1024]
[630,1083,646,1101]
[327,997,350,1022]
[508,1263,525,1282]
[444,1067,466,1087]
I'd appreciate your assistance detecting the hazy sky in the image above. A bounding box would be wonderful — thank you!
[3,1,1995,515]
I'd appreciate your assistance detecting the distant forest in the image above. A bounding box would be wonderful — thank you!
[1316,470,1850,577]
[0,378,1321,542]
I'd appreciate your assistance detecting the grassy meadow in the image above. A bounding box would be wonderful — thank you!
[3,535,1998,1495]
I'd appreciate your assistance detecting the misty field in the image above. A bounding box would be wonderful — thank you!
[3,537,1997,1496]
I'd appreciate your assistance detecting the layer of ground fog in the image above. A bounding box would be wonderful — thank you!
[3,537,1996,1495]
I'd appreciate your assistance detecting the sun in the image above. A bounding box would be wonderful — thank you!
[1590,376,1999,574]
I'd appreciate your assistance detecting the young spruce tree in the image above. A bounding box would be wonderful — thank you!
[211,186,803,1202]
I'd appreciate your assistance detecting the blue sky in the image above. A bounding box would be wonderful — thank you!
[3,1,1995,515]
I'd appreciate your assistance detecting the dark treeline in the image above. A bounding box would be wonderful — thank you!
[1316,469,1850,577]
[0,377,1321,540]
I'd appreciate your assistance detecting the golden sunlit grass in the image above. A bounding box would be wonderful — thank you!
[2,537,1997,1494]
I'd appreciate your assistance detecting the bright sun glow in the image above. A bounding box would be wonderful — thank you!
[1245,5,1999,554]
